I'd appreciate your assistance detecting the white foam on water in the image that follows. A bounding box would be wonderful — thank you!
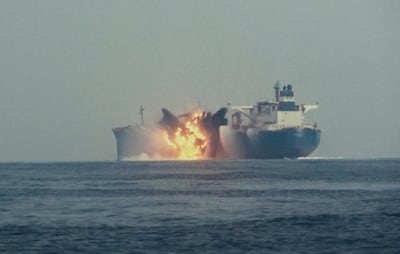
[298,156,346,160]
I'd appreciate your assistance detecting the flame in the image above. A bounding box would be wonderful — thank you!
[162,112,208,160]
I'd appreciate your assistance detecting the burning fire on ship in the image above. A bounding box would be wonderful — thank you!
[159,108,228,160]
[161,112,207,159]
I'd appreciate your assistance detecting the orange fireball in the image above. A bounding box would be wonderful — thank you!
[162,112,208,160]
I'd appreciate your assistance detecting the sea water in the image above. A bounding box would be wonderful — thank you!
[0,159,399,253]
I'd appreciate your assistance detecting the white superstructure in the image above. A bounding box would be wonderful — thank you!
[230,81,319,129]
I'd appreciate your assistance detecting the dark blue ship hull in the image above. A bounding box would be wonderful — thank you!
[221,127,321,159]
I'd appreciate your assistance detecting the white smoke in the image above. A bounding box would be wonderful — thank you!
[119,152,172,161]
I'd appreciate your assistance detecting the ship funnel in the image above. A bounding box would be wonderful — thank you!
[274,80,280,101]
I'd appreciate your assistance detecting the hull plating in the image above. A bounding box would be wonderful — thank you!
[220,127,321,159]
[113,126,174,160]
[114,126,320,160]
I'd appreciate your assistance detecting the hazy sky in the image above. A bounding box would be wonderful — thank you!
[1,0,399,161]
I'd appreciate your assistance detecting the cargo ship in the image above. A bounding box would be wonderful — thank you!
[220,81,321,159]
[112,82,320,160]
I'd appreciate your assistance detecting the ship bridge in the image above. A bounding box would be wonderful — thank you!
[278,84,297,111]
[230,82,319,129]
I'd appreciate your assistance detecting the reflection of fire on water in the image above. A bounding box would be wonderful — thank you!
[162,112,208,160]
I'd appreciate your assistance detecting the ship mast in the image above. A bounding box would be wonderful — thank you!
[139,105,144,126]
[274,80,280,102]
